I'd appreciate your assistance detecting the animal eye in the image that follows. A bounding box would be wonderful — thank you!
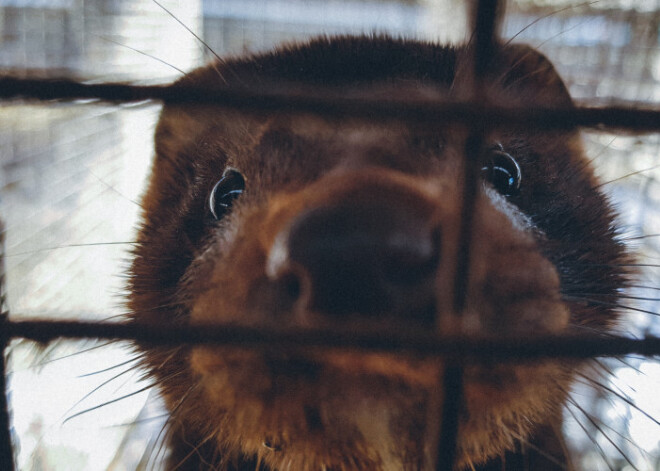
[208,168,245,220]
[481,147,521,196]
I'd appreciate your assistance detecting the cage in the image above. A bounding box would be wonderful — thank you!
[0,0,659,470]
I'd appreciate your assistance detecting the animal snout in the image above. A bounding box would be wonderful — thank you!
[266,176,442,325]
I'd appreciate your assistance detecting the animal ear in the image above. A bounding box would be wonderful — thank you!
[489,43,574,108]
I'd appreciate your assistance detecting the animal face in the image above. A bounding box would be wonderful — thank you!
[129,37,628,470]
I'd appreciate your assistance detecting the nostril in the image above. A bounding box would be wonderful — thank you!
[281,271,302,300]
[275,200,440,318]
[382,227,441,285]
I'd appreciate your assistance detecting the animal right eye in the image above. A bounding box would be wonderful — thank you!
[208,168,245,220]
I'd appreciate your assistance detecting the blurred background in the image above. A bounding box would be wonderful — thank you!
[0,0,659,469]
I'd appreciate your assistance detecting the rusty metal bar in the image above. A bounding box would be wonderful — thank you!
[0,219,15,471]
[1,77,660,132]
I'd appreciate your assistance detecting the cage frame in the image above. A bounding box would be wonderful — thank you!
[2,0,660,469]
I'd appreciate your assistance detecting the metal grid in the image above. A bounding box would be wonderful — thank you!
[1,0,660,470]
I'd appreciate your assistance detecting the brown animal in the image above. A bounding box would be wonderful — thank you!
[128,36,628,470]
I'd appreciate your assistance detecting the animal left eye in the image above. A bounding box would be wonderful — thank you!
[208,168,245,220]
[481,147,521,196]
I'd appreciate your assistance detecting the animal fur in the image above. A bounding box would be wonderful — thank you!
[128,36,628,470]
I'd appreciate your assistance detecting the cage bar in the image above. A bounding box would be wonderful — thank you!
[436,2,503,468]
[0,219,15,471]
[4,319,660,361]
[1,0,660,469]
[2,77,660,132]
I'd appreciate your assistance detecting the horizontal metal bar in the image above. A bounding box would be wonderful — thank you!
[1,77,660,132]
[4,319,660,359]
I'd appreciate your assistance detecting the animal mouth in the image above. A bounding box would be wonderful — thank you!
[253,337,564,412]
[260,350,539,392]
[264,350,322,380]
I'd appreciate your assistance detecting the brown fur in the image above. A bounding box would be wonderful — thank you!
[128,36,628,470]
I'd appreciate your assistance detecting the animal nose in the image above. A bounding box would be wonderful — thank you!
[270,195,441,324]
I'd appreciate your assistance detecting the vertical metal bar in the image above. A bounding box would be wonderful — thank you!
[472,0,502,88]
[451,132,485,314]
[435,1,503,470]
[0,219,15,471]
[453,0,502,314]
[434,365,464,470]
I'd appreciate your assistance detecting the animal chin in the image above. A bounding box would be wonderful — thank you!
[190,335,565,432]
[190,345,434,400]
[186,339,569,471]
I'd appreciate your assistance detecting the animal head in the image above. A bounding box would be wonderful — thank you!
[129,37,628,469]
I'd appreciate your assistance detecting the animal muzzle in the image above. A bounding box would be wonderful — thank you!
[259,166,569,334]
[277,195,440,323]
[191,166,568,336]
[263,169,456,329]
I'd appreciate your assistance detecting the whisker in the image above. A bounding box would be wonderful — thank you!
[568,324,623,338]
[577,370,632,405]
[590,357,642,377]
[500,17,599,94]
[105,412,170,428]
[150,382,200,470]
[571,292,660,302]
[5,241,137,258]
[503,424,570,469]
[2,161,124,234]
[29,341,114,367]
[63,382,154,424]
[98,35,186,75]
[78,358,138,377]
[576,375,660,428]
[621,233,660,241]
[155,347,185,370]
[171,430,216,471]
[565,395,639,471]
[581,135,619,170]
[99,312,132,322]
[143,425,168,471]
[564,398,616,471]
[151,0,220,62]
[145,419,175,471]
[503,1,600,46]
[127,300,186,316]
[563,295,660,317]
[63,365,138,420]
[531,14,599,56]
[87,168,146,210]
[594,163,660,189]
[628,284,660,291]
[150,0,228,84]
